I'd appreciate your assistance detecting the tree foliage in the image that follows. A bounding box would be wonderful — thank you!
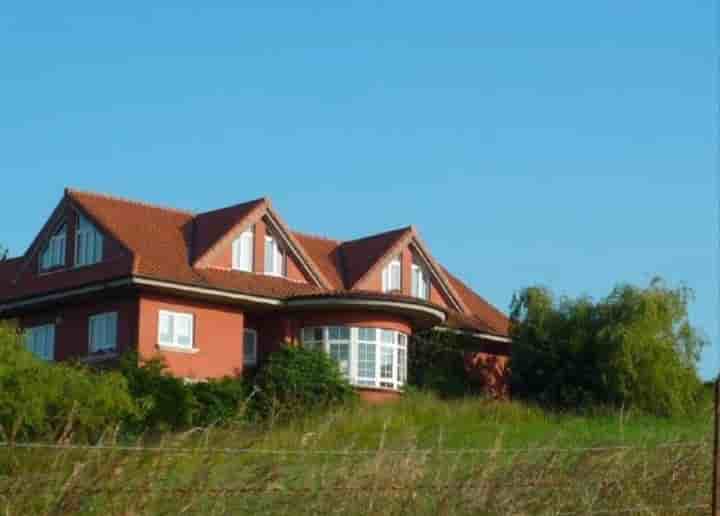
[409,331,483,397]
[509,278,706,416]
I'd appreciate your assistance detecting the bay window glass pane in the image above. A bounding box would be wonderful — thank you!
[380,346,394,379]
[302,328,314,343]
[358,342,376,379]
[329,342,350,376]
[328,326,350,340]
[397,347,407,384]
[381,330,395,344]
[358,328,376,342]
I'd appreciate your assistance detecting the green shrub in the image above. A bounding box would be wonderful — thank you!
[119,352,198,432]
[0,322,138,442]
[250,346,355,420]
[190,377,250,427]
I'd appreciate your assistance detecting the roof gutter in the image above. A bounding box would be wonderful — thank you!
[433,326,512,344]
[130,277,283,306]
[287,297,447,323]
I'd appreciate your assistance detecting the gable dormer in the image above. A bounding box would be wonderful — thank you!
[193,199,331,287]
[26,192,127,278]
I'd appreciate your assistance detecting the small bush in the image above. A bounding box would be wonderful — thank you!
[119,352,198,432]
[250,346,355,420]
[0,322,138,442]
[190,377,250,427]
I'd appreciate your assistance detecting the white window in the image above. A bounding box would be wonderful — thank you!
[158,310,194,350]
[301,326,408,390]
[89,312,118,353]
[382,256,402,293]
[244,328,258,366]
[411,261,430,300]
[232,227,254,272]
[25,324,55,361]
[75,215,103,267]
[397,334,407,386]
[328,326,351,377]
[264,234,285,277]
[40,224,67,271]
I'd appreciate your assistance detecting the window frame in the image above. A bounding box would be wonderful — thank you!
[382,256,402,293]
[232,227,255,272]
[158,310,195,351]
[264,234,286,277]
[88,311,119,354]
[75,214,103,267]
[243,328,258,366]
[301,325,408,390]
[25,324,55,361]
[40,224,67,271]
[411,262,430,300]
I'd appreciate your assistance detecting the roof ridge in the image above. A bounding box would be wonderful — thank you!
[66,188,195,216]
[342,225,413,245]
[291,230,343,244]
[195,197,268,218]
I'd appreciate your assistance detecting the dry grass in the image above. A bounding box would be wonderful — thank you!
[0,392,713,515]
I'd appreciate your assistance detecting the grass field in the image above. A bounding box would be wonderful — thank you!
[0,391,714,515]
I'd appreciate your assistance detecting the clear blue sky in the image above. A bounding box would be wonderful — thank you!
[1,2,717,379]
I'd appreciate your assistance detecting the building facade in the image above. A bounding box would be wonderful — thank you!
[0,189,511,400]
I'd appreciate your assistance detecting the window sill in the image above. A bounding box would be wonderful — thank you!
[158,345,199,354]
[81,352,119,363]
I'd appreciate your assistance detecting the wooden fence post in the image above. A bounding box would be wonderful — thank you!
[713,379,720,516]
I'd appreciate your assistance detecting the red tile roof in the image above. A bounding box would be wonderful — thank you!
[0,189,510,338]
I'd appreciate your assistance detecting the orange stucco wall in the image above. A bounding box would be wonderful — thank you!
[137,294,245,379]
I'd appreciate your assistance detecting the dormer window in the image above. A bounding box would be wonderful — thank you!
[382,255,402,293]
[264,234,285,277]
[232,227,254,272]
[75,214,103,267]
[40,224,67,271]
[411,259,430,300]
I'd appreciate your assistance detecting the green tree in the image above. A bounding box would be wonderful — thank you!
[509,278,706,416]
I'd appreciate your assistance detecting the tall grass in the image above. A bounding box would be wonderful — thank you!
[0,391,713,515]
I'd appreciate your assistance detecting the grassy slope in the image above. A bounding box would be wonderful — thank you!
[0,391,714,515]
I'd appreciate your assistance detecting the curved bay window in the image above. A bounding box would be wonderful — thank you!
[301,326,408,390]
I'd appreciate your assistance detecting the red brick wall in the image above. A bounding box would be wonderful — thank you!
[293,311,413,336]
[137,294,245,379]
[401,249,412,296]
[17,295,138,361]
[429,279,451,309]
[357,388,402,404]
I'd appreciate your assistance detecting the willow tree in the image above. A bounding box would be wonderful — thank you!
[509,278,705,416]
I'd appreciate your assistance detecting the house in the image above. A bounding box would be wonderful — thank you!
[0,189,511,401]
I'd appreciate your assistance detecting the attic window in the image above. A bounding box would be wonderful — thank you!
[232,227,254,272]
[382,256,401,293]
[264,234,285,277]
[411,259,430,300]
[75,215,103,267]
[40,224,67,271]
